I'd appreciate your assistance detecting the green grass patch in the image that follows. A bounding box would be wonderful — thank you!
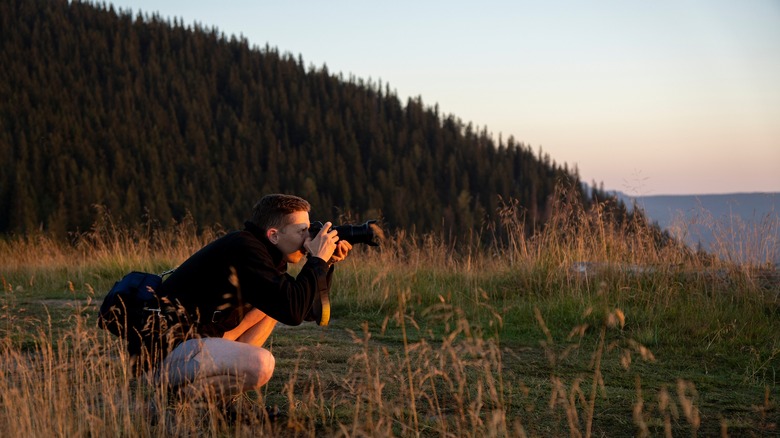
[1,209,778,436]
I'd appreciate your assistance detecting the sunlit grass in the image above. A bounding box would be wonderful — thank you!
[1,193,778,436]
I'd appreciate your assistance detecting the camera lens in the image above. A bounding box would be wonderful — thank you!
[309,220,380,246]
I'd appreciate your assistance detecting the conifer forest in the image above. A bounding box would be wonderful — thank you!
[1,0,634,241]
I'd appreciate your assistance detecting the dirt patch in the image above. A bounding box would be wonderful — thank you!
[36,299,94,308]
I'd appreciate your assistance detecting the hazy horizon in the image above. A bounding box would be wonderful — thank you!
[618,189,780,198]
[623,192,780,265]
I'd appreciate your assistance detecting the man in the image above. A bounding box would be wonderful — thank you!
[153,194,352,399]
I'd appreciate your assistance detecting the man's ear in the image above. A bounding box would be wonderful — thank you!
[266,228,279,244]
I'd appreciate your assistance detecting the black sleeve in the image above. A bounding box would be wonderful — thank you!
[157,231,332,330]
[236,242,331,326]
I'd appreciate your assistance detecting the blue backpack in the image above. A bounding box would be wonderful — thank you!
[97,271,168,356]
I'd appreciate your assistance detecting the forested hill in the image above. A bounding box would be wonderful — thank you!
[2,0,599,239]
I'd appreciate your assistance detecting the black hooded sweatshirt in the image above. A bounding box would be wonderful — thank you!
[156,221,332,341]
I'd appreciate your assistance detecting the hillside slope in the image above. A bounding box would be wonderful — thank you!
[2,0,607,239]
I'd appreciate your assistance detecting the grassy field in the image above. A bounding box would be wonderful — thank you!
[1,201,778,437]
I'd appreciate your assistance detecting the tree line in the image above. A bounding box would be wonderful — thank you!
[1,0,639,243]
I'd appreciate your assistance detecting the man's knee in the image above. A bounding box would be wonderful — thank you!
[247,348,275,388]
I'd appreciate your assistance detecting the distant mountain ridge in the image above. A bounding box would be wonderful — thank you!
[617,192,780,266]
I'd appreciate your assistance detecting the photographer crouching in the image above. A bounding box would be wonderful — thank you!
[150,194,376,410]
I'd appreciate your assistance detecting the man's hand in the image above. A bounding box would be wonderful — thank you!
[329,240,353,264]
[304,221,338,262]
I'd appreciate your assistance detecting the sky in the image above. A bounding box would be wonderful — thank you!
[105,0,780,196]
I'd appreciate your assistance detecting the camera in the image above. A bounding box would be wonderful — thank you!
[309,220,381,246]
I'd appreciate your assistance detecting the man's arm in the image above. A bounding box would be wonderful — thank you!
[237,226,351,326]
[238,244,330,326]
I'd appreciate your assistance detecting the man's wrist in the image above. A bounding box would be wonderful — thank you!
[306,255,329,266]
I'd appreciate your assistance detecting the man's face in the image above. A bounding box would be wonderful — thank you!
[272,211,310,263]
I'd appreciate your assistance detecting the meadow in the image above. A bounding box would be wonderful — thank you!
[1,198,778,437]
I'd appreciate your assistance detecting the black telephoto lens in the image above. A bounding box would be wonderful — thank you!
[309,220,380,246]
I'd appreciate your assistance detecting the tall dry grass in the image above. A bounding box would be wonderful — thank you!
[1,194,777,436]
[0,207,218,272]
[1,284,722,437]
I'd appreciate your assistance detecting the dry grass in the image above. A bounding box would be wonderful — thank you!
[1,194,778,436]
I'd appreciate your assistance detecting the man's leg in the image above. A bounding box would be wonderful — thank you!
[158,308,278,398]
[159,337,275,399]
[221,308,277,346]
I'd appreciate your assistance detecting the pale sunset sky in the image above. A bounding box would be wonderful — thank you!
[106,0,780,196]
